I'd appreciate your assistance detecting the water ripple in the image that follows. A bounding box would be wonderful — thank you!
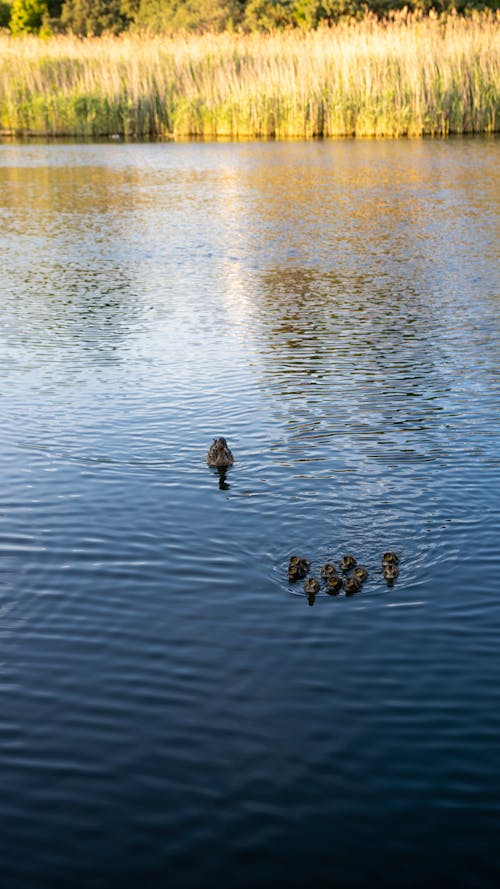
[0,139,499,889]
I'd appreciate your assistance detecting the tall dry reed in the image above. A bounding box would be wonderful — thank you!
[0,12,498,138]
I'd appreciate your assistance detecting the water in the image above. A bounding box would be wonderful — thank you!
[0,137,499,888]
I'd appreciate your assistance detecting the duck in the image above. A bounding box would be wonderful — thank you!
[206,437,234,467]
[304,577,321,595]
[382,551,399,567]
[344,575,361,596]
[340,554,357,572]
[326,574,343,595]
[383,564,399,584]
[289,555,310,572]
[288,556,311,582]
[353,566,369,584]
[320,563,338,579]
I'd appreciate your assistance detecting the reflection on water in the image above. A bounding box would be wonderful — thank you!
[0,138,499,889]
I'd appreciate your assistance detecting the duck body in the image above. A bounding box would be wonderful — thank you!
[382,552,400,584]
[304,577,321,595]
[340,554,357,572]
[326,575,343,595]
[383,564,399,584]
[344,575,362,596]
[207,437,234,467]
[320,563,338,579]
[353,566,369,584]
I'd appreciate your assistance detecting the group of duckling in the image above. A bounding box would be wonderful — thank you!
[288,551,400,604]
[206,439,402,603]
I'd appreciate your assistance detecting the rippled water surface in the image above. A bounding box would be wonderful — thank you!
[1,138,499,888]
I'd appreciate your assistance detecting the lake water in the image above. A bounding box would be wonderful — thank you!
[0,138,499,888]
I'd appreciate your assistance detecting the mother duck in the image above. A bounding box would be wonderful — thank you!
[206,437,234,468]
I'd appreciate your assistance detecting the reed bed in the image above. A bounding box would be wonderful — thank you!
[0,13,498,138]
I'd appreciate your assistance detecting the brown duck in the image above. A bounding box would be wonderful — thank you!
[206,437,234,467]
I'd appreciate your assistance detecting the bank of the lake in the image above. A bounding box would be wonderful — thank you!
[0,13,499,139]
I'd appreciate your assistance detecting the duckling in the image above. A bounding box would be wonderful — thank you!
[353,566,369,584]
[288,556,311,582]
[304,577,320,595]
[382,551,399,567]
[344,574,362,596]
[340,554,357,572]
[320,563,338,579]
[289,555,310,576]
[206,437,234,468]
[326,574,343,595]
[383,564,399,584]
[288,564,300,583]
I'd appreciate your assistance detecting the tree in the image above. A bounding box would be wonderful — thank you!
[0,0,11,27]
[9,0,48,32]
[130,0,244,33]
[60,0,130,34]
[243,0,295,30]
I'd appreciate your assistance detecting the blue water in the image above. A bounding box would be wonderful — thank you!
[0,138,499,888]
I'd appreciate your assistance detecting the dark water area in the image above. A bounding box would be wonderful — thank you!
[0,138,499,888]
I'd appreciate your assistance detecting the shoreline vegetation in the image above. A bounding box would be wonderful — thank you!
[0,13,498,139]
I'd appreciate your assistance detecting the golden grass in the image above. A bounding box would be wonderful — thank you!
[0,12,498,138]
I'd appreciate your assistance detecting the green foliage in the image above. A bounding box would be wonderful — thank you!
[60,0,130,34]
[0,0,11,26]
[130,0,244,33]
[243,0,294,30]
[6,0,500,37]
[291,0,361,27]
[46,0,63,16]
[9,0,48,32]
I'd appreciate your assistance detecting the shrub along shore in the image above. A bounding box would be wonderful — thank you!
[0,13,498,139]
